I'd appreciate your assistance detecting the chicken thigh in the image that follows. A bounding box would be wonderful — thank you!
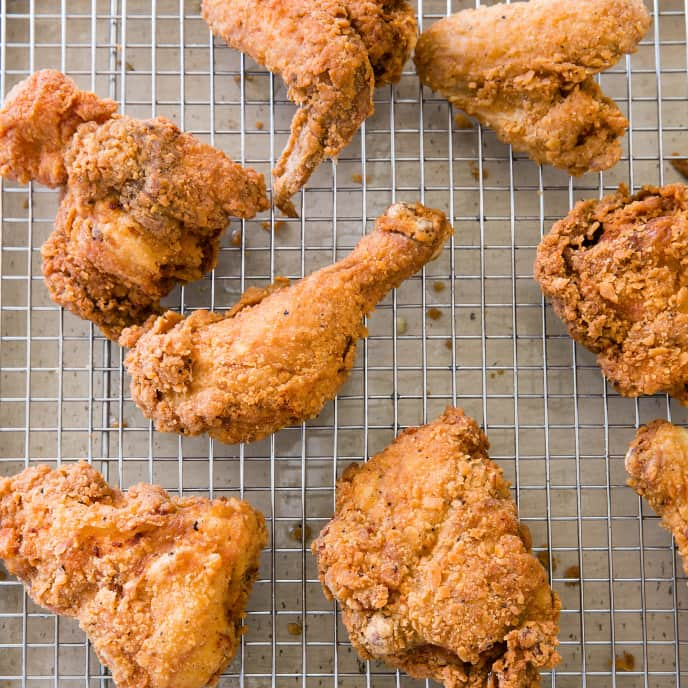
[312,407,561,688]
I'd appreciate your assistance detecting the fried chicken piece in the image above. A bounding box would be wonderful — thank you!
[0,70,116,186]
[311,408,561,688]
[626,420,688,575]
[0,71,269,340]
[120,202,452,444]
[414,0,650,175]
[0,462,267,688]
[671,156,688,180]
[201,0,417,217]
[534,184,688,403]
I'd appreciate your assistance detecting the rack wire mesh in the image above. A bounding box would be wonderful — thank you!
[1,0,688,686]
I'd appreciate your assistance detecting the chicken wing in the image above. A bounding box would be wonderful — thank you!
[0,70,269,340]
[0,462,267,688]
[626,420,688,575]
[414,0,650,176]
[201,0,417,217]
[311,407,561,688]
[0,69,117,187]
[534,183,688,403]
[120,202,452,444]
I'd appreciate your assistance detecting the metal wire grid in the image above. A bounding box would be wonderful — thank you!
[1,0,688,686]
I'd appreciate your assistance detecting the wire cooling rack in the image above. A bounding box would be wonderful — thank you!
[1,1,688,686]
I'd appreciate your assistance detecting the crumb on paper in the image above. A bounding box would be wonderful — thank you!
[261,220,286,233]
[233,74,254,83]
[613,652,635,672]
[351,173,371,184]
[453,113,473,129]
[22,199,29,209]
[426,307,442,321]
[287,622,303,636]
[230,228,242,247]
[432,281,445,293]
[469,161,489,181]
[255,120,264,130]
[469,312,476,321]
[288,524,312,542]
[111,421,128,429]
[536,547,558,573]
[444,339,453,350]
[125,61,135,72]
[489,369,506,379]
[396,316,408,335]
[670,153,688,179]
[564,564,580,587]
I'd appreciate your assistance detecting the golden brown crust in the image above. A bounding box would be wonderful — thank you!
[414,0,650,175]
[42,113,267,339]
[312,408,561,688]
[347,0,418,86]
[0,69,116,186]
[121,203,452,444]
[534,183,688,403]
[0,462,267,688]
[41,193,165,340]
[201,0,416,216]
[625,421,688,575]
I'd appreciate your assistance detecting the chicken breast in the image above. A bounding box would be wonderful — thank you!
[0,462,266,688]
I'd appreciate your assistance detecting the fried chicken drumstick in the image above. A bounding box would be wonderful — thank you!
[0,462,267,688]
[312,408,561,688]
[535,184,688,403]
[414,0,650,175]
[0,70,268,340]
[121,202,452,444]
[201,0,417,217]
[626,421,688,576]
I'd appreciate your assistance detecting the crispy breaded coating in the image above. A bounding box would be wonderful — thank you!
[120,203,452,444]
[0,70,268,340]
[0,70,116,186]
[534,184,688,403]
[626,421,688,574]
[414,0,650,175]
[0,462,266,688]
[312,408,561,688]
[43,114,268,339]
[347,0,418,86]
[201,0,416,217]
